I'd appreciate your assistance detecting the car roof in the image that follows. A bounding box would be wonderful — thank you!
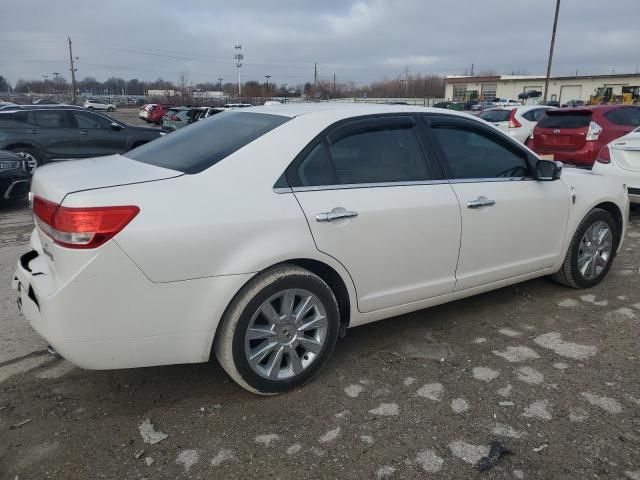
[240,102,475,120]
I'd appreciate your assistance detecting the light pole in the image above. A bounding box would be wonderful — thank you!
[265,75,271,89]
[42,75,49,94]
[234,45,243,97]
[543,0,561,103]
[218,77,223,90]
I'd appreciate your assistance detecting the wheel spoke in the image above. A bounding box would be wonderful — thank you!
[579,256,592,277]
[280,289,296,319]
[597,227,610,245]
[297,314,328,333]
[586,255,597,279]
[289,349,304,375]
[266,346,285,379]
[298,335,322,354]
[294,295,316,324]
[260,303,280,326]
[249,341,277,366]
[246,326,276,341]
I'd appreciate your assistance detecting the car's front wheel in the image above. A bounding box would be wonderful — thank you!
[552,208,618,288]
[215,264,340,395]
[10,147,40,173]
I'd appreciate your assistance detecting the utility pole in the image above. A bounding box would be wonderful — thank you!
[314,62,317,86]
[265,75,271,89]
[234,45,243,97]
[218,77,223,90]
[543,0,561,103]
[404,65,410,97]
[68,37,78,104]
[42,75,48,94]
[470,63,475,76]
[282,83,287,97]
[333,73,336,96]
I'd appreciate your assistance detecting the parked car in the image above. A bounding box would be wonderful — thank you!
[433,101,464,111]
[592,126,640,204]
[32,99,58,105]
[13,104,628,394]
[0,106,162,171]
[478,105,556,143]
[146,104,168,125]
[0,150,30,202]
[139,104,156,121]
[161,106,190,132]
[491,98,522,107]
[562,100,585,108]
[527,105,640,166]
[83,98,116,112]
[191,106,227,123]
[463,100,478,110]
[471,101,494,112]
[539,100,560,107]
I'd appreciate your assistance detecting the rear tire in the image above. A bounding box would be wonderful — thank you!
[214,264,340,395]
[107,107,114,112]
[551,208,618,288]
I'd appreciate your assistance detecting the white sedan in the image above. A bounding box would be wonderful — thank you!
[592,126,640,204]
[478,105,556,143]
[13,104,629,394]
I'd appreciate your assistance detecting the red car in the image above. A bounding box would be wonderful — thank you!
[146,104,168,125]
[527,105,640,166]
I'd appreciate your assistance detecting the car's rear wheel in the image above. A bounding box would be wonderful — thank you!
[215,264,340,395]
[10,147,40,173]
[107,107,114,112]
[552,208,618,288]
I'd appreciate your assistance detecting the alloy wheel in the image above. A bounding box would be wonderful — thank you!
[577,220,612,280]
[244,288,328,381]
[15,151,38,173]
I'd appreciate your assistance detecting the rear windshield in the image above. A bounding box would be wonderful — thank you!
[537,111,591,129]
[125,111,289,173]
[479,109,511,122]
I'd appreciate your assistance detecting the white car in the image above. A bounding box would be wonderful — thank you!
[592,126,640,204]
[492,98,522,107]
[478,105,556,143]
[83,98,116,112]
[13,104,629,394]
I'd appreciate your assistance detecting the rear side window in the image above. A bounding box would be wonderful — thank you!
[432,125,530,179]
[479,110,511,122]
[537,111,591,129]
[296,123,430,187]
[605,107,640,127]
[34,111,72,128]
[125,111,289,173]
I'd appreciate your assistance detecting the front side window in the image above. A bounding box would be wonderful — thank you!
[295,124,431,187]
[125,111,289,173]
[74,111,112,129]
[432,125,530,179]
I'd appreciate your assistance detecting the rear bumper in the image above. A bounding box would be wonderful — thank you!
[13,231,253,369]
[531,142,599,166]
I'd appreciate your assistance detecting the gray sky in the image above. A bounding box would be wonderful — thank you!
[2,0,639,87]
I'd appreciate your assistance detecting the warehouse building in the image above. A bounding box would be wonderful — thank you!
[444,73,640,104]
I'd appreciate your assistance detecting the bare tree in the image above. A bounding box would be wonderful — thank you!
[178,71,191,104]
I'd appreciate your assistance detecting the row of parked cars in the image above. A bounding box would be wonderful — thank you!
[138,103,254,129]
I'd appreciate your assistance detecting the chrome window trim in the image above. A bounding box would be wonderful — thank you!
[275,177,534,193]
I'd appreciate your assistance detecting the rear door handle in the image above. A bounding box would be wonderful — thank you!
[79,130,88,135]
[27,129,37,134]
[467,197,496,209]
[316,210,358,222]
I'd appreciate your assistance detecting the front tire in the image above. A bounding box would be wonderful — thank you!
[214,264,340,395]
[552,208,618,288]
[10,147,40,173]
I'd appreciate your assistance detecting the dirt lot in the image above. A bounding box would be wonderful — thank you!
[1,199,639,479]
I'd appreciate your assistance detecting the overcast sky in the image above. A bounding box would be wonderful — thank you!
[2,0,639,87]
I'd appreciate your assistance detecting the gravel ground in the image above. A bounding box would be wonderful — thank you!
[1,199,639,479]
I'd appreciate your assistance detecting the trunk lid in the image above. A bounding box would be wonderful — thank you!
[611,132,640,172]
[533,110,592,151]
[31,154,182,204]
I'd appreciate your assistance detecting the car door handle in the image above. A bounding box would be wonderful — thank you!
[79,130,88,135]
[27,129,37,134]
[467,198,496,209]
[316,210,358,222]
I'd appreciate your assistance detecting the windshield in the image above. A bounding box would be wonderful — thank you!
[125,111,289,173]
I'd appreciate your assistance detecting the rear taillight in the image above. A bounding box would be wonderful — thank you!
[596,145,611,164]
[508,108,522,128]
[33,196,139,249]
[171,114,179,120]
[586,121,603,141]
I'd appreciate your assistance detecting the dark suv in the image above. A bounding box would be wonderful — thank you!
[0,107,162,170]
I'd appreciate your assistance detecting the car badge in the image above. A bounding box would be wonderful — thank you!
[553,129,561,134]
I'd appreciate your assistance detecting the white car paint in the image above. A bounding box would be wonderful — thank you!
[13,104,629,376]
[592,127,640,204]
[83,99,116,111]
[478,106,556,143]
[492,98,522,107]
[138,104,155,119]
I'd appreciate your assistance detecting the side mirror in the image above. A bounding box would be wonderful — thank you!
[111,122,123,131]
[536,159,563,181]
